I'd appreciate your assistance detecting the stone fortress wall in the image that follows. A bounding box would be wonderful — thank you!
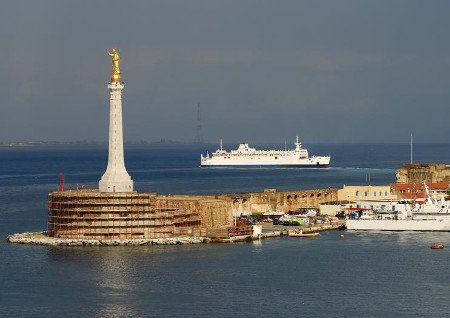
[47,187,339,239]
[396,163,450,184]
[223,188,339,216]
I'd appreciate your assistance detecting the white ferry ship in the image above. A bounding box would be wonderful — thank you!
[346,184,450,231]
[200,136,330,167]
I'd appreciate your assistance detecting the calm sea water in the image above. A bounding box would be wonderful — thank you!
[1,143,450,317]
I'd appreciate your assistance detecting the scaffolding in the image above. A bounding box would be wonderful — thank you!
[47,189,202,239]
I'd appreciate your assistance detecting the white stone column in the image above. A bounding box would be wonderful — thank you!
[99,82,133,192]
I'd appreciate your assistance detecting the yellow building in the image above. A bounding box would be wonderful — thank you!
[337,185,397,202]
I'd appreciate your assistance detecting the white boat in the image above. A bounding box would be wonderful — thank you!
[346,184,450,231]
[200,136,330,167]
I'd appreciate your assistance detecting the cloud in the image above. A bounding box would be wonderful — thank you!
[128,46,383,72]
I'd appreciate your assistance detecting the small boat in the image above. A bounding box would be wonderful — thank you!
[430,245,444,249]
[289,232,320,237]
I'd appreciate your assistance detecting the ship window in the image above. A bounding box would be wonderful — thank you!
[275,157,278,159]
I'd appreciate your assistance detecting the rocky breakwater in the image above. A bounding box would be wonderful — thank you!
[6,232,208,247]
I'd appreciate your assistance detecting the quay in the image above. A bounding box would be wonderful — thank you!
[209,221,345,243]
[260,220,345,236]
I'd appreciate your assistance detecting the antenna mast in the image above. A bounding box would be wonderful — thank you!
[195,102,203,143]
[410,133,413,164]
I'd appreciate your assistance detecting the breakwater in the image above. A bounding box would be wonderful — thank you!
[6,221,344,246]
[7,232,207,246]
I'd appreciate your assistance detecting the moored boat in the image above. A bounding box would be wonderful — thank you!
[289,232,320,237]
[346,183,450,232]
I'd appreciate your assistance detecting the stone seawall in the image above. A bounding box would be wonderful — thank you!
[7,232,207,246]
[7,220,344,247]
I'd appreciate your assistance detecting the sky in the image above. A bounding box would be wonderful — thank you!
[1,0,450,144]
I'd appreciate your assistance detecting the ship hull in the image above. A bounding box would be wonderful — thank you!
[201,156,330,167]
[200,137,330,167]
[200,164,329,168]
[346,219,450,231]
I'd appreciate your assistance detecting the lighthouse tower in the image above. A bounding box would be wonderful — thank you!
[99,48,133,192]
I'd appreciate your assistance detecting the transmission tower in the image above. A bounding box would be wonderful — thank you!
[195,102,203,143]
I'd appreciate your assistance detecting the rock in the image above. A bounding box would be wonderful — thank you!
[6,232,214,247]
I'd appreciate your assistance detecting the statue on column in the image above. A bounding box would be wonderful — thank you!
[107,48,121,83]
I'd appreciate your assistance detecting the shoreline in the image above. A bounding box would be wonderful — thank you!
[5,222,344,247]
[6,232,209,246]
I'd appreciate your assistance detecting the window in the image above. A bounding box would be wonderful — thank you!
[374,192,376,196]
[356,191,359,196]
[385,191,388,196]
[364,192,368,197]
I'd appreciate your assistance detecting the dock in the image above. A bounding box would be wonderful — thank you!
[207,220,345,243]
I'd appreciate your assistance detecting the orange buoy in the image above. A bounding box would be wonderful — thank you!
[431,245,444,249]
[340,234,345,238]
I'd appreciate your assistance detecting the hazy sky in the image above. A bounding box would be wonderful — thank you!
[2,0,450,144]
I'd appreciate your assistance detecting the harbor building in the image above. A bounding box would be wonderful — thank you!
[394,164,450,200]
[337,185,397,202]
[392,182,450,200]
[319,185,397,216]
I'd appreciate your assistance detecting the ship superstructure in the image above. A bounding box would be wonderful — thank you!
[200,136,330,167]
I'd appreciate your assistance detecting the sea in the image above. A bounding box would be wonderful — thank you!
[1,143,450,318]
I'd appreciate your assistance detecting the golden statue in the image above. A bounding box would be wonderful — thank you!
[107,48,121,83]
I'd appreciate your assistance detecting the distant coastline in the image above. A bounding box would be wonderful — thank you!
[2,140,450,150]
[0,140,210,150]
